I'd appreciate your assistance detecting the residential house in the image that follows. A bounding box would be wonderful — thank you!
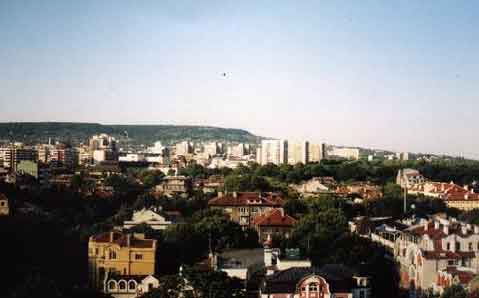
[253,209,297,243]
[123,208,179,230]
[394,215,479,293]
[260,264,371,298]
[290,177,333,198]
[103,274,160,298]
[88,231,157,289]
[396,169,425,189]
[208,192,285,228]
[156,176,192,195]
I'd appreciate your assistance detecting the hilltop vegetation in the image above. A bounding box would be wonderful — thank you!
[0,122,262,145]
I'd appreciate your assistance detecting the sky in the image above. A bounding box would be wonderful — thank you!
[1,1,478,158]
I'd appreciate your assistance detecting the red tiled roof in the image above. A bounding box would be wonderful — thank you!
[253,209,297,227]
[91,231,156,249]
[443,267,475,285]
[208,192,285,207]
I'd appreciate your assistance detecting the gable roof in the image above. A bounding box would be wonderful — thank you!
[208,192,285,207]
[262,265,360,294]
[253,209,297,227]
[90,231,156,249]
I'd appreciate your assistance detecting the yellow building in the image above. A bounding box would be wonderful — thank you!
[0,193,9,216]
[88,231,157,289]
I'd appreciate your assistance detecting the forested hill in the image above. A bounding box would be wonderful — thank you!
[0,122,262,145]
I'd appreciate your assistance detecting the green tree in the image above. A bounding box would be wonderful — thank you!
[441,285,467,298]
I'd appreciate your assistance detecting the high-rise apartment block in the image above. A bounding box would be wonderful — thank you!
[287,141,309,165]
[258,140,288,165]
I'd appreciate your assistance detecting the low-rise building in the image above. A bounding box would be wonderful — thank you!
[123,208,179,230]
[253,209,297,243]
[260,264,371,298]
[156,176,192,195]
[103,274,160,298]
[394,215,479,293]
[290,177,333,198]
[88,231,157,289]
[208,192,285,228]
[396,169,425,189]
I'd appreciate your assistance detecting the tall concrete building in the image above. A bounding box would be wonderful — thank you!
[309,143,325,163]
[175,141,193,156]
[288,141,309,165]
[258,140,288,165]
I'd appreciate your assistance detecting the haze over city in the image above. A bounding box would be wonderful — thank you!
[1,1,478,158]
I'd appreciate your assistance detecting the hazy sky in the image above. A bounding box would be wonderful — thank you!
[1,1,478,157]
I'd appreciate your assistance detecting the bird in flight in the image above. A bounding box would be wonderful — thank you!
[222,72,227,77]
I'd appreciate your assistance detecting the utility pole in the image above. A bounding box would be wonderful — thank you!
[403,184,407,214]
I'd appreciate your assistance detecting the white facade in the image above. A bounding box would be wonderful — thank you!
[259,140,288,165]
[123,208,173,230]
[288,141,309,165]
[175,141,193,156]
[104,275,159,298]
[328,147,360,160]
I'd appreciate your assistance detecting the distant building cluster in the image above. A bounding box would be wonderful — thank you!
[397,169,479,210]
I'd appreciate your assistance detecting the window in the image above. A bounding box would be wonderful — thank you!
[0,202,4,206]
[148,283,154,291]
[359,290,365,298]
[119,281,126,290]
[447,243,450,251]
[109,250,117,259]
[129,281,136,290]
[456,242,461,251]
[108,281,116,290]
[135,254,143,260]
[308,283,318,292]
[95,248,99,255]
[469,243,473,251]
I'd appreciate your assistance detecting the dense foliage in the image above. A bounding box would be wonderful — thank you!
[0,122,261,145]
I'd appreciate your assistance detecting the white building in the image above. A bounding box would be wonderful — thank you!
[328,147,360,160]
[288,141,309,165]
[227,143,251,157]
[204,142,223,157]
[123,208,174,230]
[309,143,324,163]
[175,141,193,156]
[104,274,160,298]
[258,140,288,165]
[119,154,146,162]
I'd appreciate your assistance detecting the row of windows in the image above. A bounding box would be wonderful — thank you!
[90,248,143,260]
[108,280,136,290]
[445,241,478,251]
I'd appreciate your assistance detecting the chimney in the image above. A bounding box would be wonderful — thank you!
[465,194,469,200]
[110,231,114,243]
[218,191,223,198]
[464,185,469,191]
[462,225,468,235]
[127,234,131,247]
[474,225,479,234]
[233,192,238,198]
[444,225,449,235]
[279,208,284,217]
[424,222,428,232]
[434,221,440,230]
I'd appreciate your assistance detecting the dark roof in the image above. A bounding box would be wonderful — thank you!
[262,265,361,294]
[91,231,156,249]
[0,193,8,201]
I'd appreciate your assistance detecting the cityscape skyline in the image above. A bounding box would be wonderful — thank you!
[1,1,478,158]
